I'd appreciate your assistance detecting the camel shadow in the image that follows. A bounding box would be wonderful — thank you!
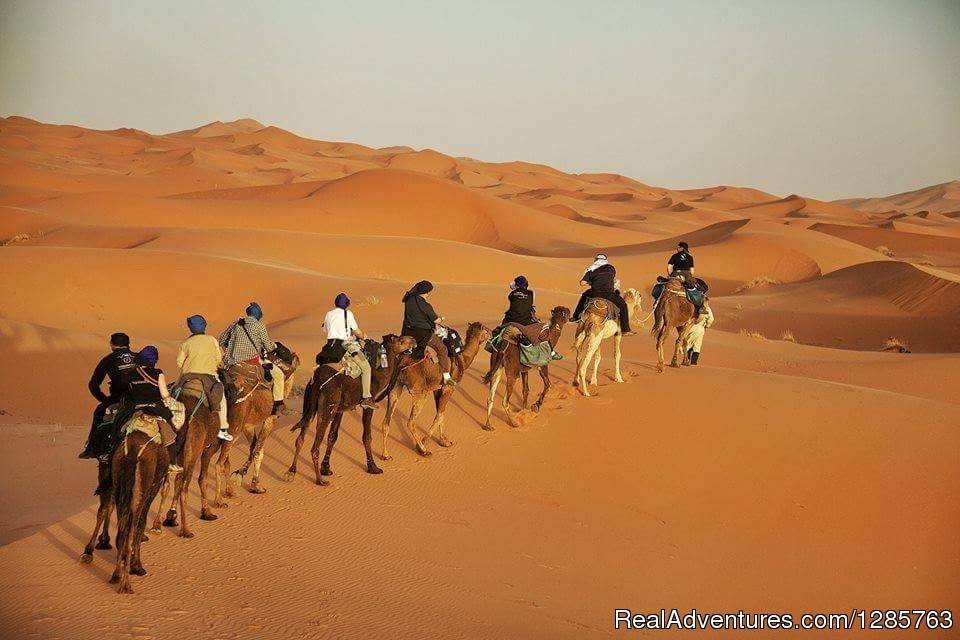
[41,517,113,582]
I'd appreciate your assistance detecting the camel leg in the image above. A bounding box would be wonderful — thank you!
[177,447,201,537]
[502,371,521,426]
[81,490,112,563]
[532,366,550,412]
[427,388,453,447]
[97,496,114,550]
[576,335,599,396]
[110,507,134,593]
[521,370,530,410]
[379,386,401,460]
[129,481,156,576]
[311,405,334,485]
[613,332,624,382]
[149,475,171,534]
[590,335,604,386]
[407,393,431,456]
[285,413,313,482]
[234,430,256,482]
[360,407,383,474]
[248,416,275,494]
[213,441,233,507]
[198,443,219,520]
[655,323,667,373]
[484,367,502,431]
[319,412,344,479]
[671,327,684,367]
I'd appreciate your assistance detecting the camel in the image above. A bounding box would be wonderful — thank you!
[203,347,300,506]
[149,378,220,537]
[483,306,571,429]
[380,322,490,459]
[108,426,169,593]
[285,334,416,485]
[571,288,642,395]
[652,278,699,371]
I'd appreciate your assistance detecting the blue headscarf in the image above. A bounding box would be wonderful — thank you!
[512,275,528,290]
[334,293,350,309]
[246,302,263,320]
[186,314,207,335]
[138,345,159,367]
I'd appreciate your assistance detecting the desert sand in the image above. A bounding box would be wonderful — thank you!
[0,116,958,638]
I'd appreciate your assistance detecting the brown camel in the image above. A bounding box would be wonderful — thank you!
[380,322,491,459]
[285,334,416,485]
[652,278,698,371]
[149,379,221,537]
[80,458,116,563]
[203,347,300,506]
[572,288,642,395]
[108,425,169,593]
[483,306,571,429]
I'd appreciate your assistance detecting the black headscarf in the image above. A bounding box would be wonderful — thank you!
[402,280,434,302]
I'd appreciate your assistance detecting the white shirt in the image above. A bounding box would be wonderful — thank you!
[323,308,360,342]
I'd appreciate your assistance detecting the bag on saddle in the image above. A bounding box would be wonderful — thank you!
[436,325,464,358]
[585,297,619,322]
[163,396,186,431]
[122,411,176,447]
[316,340,347,366]
[519,340,553,368]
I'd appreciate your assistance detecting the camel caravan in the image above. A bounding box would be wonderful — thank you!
[79,243,712,592]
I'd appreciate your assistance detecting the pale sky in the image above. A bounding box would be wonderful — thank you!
[1,0,958,200]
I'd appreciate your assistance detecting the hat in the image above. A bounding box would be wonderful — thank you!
[138,345,159,367]
[402,280,434,302]
[334,293,350,309]
[246,302,263,320]
[186,315,207,335]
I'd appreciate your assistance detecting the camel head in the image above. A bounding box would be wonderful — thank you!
[464,321,491,346]
[623,287,642,319]
[382,334,417,355]
[550,306,571,327]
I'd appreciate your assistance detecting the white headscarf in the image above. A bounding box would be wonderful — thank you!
[586,253,608,272]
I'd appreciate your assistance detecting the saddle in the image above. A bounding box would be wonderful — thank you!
[435,325,464,358]
[584,297,619,322]
[224,362,269,404]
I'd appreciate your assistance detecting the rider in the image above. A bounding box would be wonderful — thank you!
[79,332,138,459]
[323,293,375,410]
[683,302,714,365]
[124,346,181,472]
[177,314,233,442]
[667,241,696,287]
[571,253,634,335]
[218,302,286,416]
[501,275,537,326]
[401,280,454,386]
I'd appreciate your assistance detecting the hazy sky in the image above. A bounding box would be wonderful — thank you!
[1,0,958,200]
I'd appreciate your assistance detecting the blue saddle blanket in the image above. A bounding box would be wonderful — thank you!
[652,283,704,306]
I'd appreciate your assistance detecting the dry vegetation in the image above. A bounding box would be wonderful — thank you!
[740,329,767,341]
[875,245,895,257]
[2,233,31,246]
[779,329,797,343]
[734,276,780,294]
[881,337,911,353]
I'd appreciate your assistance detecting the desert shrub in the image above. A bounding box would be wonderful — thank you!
[881,337,911,353]
[734,276,780,294]
[780,329,797,343]
[2,233,30,246]
[740,329,766,341]
[875,245,894,257]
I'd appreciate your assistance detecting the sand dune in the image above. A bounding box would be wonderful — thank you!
[1,116,958,640]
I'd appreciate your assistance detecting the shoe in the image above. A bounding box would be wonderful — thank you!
[360,398,376,410]
[168,464,184,473]
[78,444,96,459]
[218,429,234,442]
[622,330,637,336]
[271,400,285,416]
[690,352,700,366]
[550,351,563,361]
[442,374,457,387]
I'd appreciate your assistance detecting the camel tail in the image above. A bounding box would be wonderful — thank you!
[291,378,317,432]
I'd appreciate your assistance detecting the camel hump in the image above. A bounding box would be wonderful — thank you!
[585,297,619,322]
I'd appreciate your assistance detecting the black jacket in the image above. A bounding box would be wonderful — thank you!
[583,263,617,293]
[88,347,137,403]
[668,251,695,272]
[402,294,438,331]
[502,288,535,325]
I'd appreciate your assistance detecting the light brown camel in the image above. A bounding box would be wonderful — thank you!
[483,306,571,429]
[108,425,169,593]
[380,322,490,459]
[285,335,416,485]
[572,288,642,395]
[203,347,300,505]
[149,379,220,537]
[652,278,698,371]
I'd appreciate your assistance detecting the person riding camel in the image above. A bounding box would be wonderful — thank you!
[218,302,286,416]
[668,241,696,287]
[682,302,714,366]
[401,280,454,386]
[323,293,376,410]
[177,315,233,442]
[571,254,634,335]
[501,275,538,326]
[79,332,138,460]
[122,346,182,472]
